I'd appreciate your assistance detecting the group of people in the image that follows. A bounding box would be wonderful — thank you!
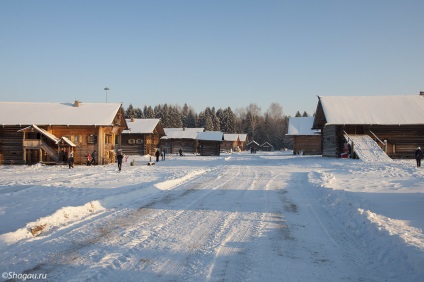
[86,150,97,166]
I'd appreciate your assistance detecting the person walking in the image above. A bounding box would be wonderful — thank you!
[68,152,74,169]
[86,153,91,166]
[155,149,160,162]
[415,147,423,167]
[117,150,124,171]
[91,150,97,165]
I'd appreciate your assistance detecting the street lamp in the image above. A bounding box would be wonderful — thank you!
[104,87,109,103]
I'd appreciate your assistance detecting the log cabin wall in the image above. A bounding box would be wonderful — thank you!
[198,141,221,156]
[0,126,25,165]
[49,125,118,165]
[120,133,145,155]
[168,139,197,154]
[292,135,322,155]
[221,141,236,152]
[322,125,339,157]
[121,132,162,156]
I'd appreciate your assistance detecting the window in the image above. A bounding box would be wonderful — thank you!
[88,135,97,144]
[105,135,112,144]
[72,135,81,144]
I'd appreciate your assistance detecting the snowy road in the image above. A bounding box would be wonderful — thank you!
[1,153,423,281]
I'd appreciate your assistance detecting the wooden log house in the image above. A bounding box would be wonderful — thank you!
[246,140,260,152]
[0,101,127,165]
[196,131,223,156]
[160,128,204,155]
[287,117,322,155]
[222,134,247,152]
[120,118,166,156]
[260,142,274,151]
[312,94,424,158]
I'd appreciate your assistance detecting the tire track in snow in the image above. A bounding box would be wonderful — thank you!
[30,164,237,281]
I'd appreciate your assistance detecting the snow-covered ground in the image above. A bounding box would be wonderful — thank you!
[1,152,423,281]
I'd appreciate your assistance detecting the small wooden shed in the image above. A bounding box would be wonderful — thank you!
[246,140,260,152]
[260,142,274,151]
[196,131,223,156]
[160,128,204,155]
[287,117,322,155]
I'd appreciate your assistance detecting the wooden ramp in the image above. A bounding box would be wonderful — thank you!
[345,134,392,163]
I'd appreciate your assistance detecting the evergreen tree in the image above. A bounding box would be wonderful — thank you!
[181,103,189,128]
[211,107,220,131]
[125,104,136,119]
[197,111,205,128]
[134,107,144,118]
[204,108,214,131]
[220,107,236,133]
[295,111,302,117]
[187,108,197,128]
[144,106,155,118]
[169,105,182,127]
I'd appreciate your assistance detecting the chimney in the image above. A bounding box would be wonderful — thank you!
[73,100,81,107]
[420,91,424,96]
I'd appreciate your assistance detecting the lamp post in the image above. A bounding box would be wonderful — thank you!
[104,87,109,103]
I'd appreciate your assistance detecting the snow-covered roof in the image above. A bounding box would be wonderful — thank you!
[287,117,319,135]
[196,131,223,141]
[247,140,259,146]
[124,119,161,134]
[223,134,248,142]
[223,134,239,142]
[0,102,123,126]
[319,95,424,125]
[238,134,247,142]
[261,142,273,147]
[161,128,204,139]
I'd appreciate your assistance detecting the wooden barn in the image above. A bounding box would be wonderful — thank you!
[246,140,260,152]
[260,142,274,151]
[312,94,424,159]
[160,128,204,155]
[287,117,322,155]
[0,101,127,165]
[121,118,165,156]
[196,131,223,156]
[222,134,247,152]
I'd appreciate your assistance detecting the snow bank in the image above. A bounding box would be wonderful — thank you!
[307,170,424,277]
[0,201,105,245]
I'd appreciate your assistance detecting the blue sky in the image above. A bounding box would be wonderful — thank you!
[1,0,423,116]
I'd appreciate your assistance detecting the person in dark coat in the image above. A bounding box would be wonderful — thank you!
[91,150,97,165]
[117,150,124,171]
[415,147,423,167]
[68,152,74,169]
[155,149,160,162]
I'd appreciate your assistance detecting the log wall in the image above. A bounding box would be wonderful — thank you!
[292,135,322,155]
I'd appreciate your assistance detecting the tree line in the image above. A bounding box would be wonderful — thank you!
[124,103,310,150]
